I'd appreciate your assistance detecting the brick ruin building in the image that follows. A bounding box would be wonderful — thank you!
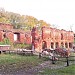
[0,23,32,44]
[0,23,74,52]
[31,26,74,52]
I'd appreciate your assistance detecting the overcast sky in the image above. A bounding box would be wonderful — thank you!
[0,0,75,32]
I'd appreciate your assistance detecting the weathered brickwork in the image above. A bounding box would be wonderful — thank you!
[31,26,74,52]
[0,23,31,44]
[0,23,74,52]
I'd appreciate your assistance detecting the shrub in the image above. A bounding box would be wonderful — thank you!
[13,43,32,49]
[0,38,11,45]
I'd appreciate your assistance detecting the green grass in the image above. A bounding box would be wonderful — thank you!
[0,54,44,65]
[0,54,43,73]
[0,54,75,74]
[39,53,75,75]
[39,64,75,75]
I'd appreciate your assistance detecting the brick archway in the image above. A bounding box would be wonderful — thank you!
[61,42,64,48]
[51,42,54,49]
[42,41,47,49]
[55,42,59,48]
[31,26,74,52]
[69,43,73,48]
[65,42,68,48]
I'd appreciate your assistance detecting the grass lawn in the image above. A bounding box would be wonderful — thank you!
[0,54,43,73]
[39,63,75,75]
[0,54,42,65]
[0,53,75,74]
[39,53,75,75]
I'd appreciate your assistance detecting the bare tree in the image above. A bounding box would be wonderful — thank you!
[70,24,73,31]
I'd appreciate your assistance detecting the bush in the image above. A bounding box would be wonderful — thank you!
[13,43,32,49]
[0,38,11,45]
[0,38,32,50]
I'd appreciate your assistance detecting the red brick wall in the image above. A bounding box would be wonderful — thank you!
[0,31,3,41]
[20,33,25,43]
[6,32,14,43]
[32,26,74,52]
[0,23,74,51]
[0,23,13,30]
[25,36,32,44]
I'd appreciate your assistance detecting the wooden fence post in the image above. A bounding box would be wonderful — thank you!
[66,56,69,66]
[39,53,42,59]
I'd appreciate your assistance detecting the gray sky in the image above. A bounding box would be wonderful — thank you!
[0,0,75,32]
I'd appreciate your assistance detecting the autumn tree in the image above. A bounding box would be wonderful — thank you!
[0,8,49,31]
